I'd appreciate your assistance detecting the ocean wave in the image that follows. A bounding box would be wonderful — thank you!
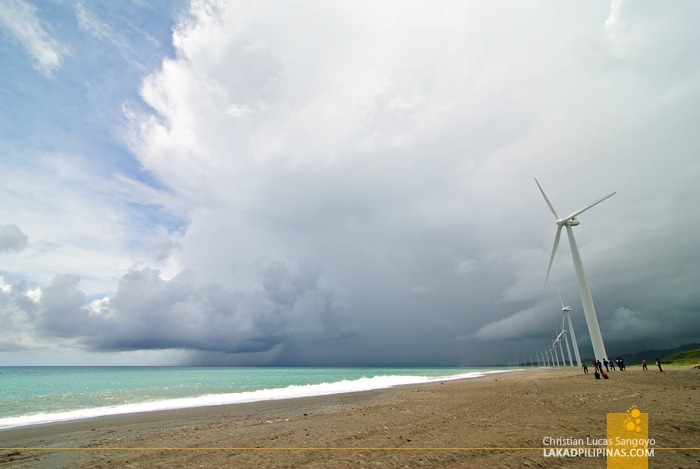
[0,369,516,430]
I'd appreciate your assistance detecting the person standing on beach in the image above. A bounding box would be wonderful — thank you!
[603,359,609,372]
[618,357,626,371]
[609,359,616,371]
[656,358,663,372]
[582,361,588,374]
[642,359,648,371]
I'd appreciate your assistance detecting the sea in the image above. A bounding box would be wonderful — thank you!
[0,366,514,430]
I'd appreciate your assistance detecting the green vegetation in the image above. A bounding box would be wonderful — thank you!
[663,349,700,366]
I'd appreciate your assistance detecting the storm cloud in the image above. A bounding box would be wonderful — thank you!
[0,224,28,253]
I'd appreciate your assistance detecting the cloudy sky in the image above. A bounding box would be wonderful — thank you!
[1,0,698,366]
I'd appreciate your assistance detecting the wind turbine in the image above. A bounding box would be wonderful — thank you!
[558,292,582,368]
[553,301,574,367]
[556,335,567,367]
[554,330,569,366]
[536,178,615,362]
[561,326,574,367]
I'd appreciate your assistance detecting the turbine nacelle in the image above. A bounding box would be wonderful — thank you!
[558,217,580,227]
[557,291,573,313]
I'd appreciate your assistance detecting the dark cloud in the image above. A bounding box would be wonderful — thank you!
[0,224,28,253]
[36,274,92,337]
[11,265,352,357]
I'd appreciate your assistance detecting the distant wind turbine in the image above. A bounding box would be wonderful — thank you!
[555,335,566,367]
[553,299,574,367]
[561,326,574,367]
[535,178,615,362]
[558,292,582,368]
[554,330,569,367]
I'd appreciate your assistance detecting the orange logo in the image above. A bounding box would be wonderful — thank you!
[606,406,652,468]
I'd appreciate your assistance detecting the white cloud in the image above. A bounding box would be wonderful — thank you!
[0,154,184,293]
[0,276,10,293]
[0,0,64,75]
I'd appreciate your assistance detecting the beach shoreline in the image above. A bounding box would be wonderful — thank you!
[0,367,515,431]
[1,367,698,467]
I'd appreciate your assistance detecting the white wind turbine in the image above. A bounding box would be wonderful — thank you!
[552,297,574,367]
[549,348,555,366]
[555,326,573,367]
[551,341,561,366]
[562,326,574,367]
[556,336,566,366]
[535,179,615,363]
[553,335,565,366]
[558,292,582,368]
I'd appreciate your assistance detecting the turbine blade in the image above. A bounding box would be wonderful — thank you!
[561,191,616,222]
[535,178,560,219]
[544,225,563,289]
[557,290,565,309]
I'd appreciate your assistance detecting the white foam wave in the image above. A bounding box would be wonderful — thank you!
[0,369,517,430]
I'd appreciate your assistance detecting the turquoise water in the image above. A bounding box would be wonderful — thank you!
[0,367,511,429]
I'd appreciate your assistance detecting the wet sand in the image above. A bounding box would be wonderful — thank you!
[1,367,698,468]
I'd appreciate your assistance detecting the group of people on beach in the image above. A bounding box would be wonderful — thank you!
[641,358,664,372]
[583,356,663,378]
[582,357,619,377]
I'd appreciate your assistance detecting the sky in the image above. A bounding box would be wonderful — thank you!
[0,0,698,366]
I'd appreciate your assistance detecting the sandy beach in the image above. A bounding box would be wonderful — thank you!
[1,367,698,468]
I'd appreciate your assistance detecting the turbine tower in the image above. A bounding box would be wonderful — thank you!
[535,179,615,362]
[552,341,560,366]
